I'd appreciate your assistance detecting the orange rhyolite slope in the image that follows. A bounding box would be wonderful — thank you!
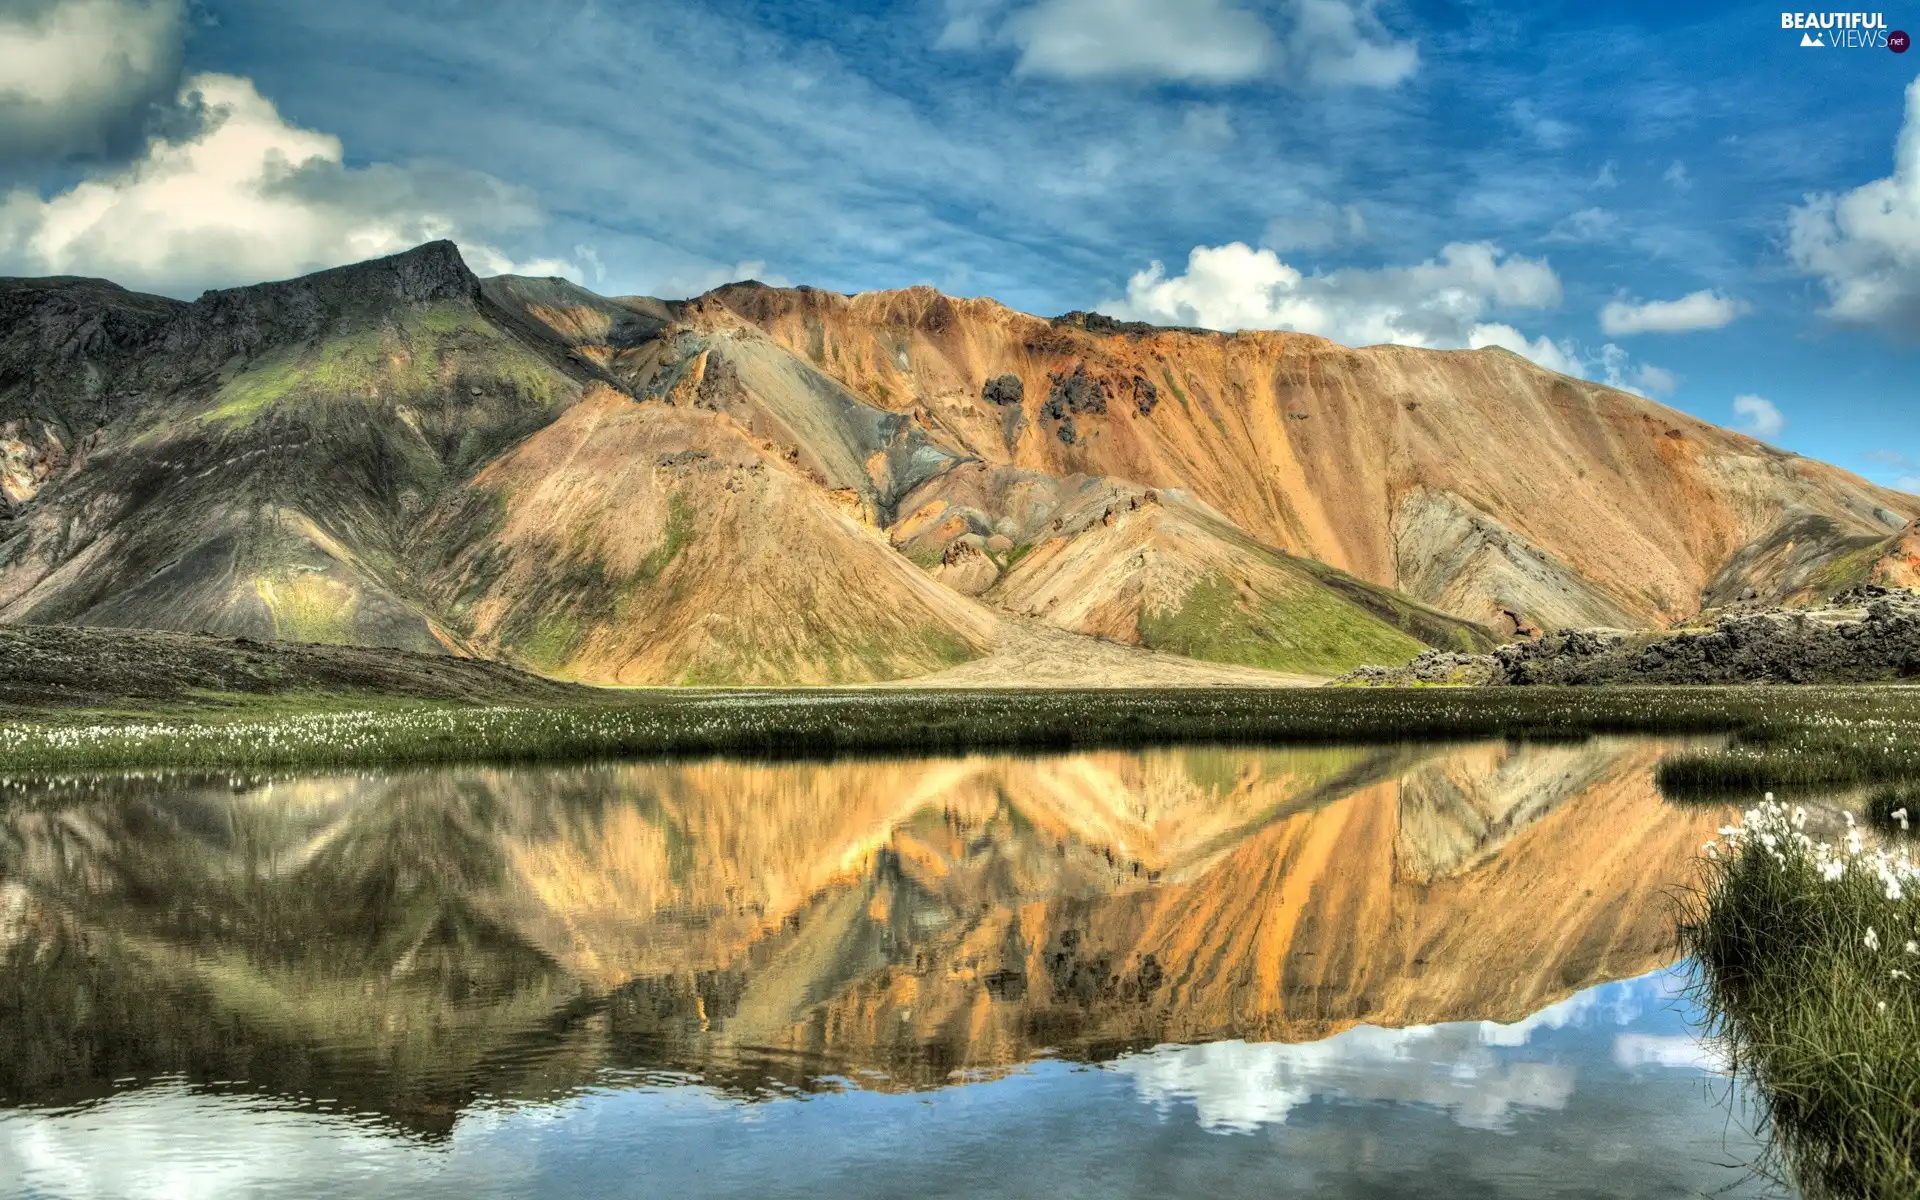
[687,283,1916,631]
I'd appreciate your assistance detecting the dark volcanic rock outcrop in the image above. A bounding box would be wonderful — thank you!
[982,374,1023,406]
[1046,362,1106,415]
[1342,587,1920,686]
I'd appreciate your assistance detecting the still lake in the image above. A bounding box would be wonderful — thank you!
[0,739,1782,1198]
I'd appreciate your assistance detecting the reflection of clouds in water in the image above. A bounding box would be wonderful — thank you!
[0,1088,437,1199]
[1613,1034,1728,1074]
[1115,971,1717,1135]
[1,1084,750,1199]
[0,882,27,950]
[1476,976,1645,1047]
[1112,1026,1575,1134]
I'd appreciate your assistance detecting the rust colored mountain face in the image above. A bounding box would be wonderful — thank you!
[415,383,997,683]
[693,284,1916,631]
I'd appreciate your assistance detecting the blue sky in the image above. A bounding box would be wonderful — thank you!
[0,0,1915,490]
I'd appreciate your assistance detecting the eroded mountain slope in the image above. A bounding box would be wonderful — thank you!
[417,383,997,684]
[0,247,1010,682]
[0,245,570,652]
[889,462,1492,672]
[696,284,1916,630]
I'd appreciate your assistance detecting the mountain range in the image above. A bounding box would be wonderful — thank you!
[2,241,1912,685]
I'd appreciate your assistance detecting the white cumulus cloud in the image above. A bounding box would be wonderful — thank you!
[0,73,576,296]
[1106,239,1561,352]
[1732,394,1786,440]
[938,0,1414,88]
[0,0,185,163]
[1105,239,1690,390]
[1467,322,1583,377]
[1789,76,1920,334]
[1598,289,1748,336]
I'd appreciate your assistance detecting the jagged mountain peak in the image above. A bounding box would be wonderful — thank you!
[163,241,482,365]
[202,239,476,304]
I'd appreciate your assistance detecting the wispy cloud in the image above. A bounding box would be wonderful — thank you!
[1544,207,1619,244]
[1599,289,1748,335]
[938,0,1416,88]
[997,0,1278,83]
[1262,200,1368,250]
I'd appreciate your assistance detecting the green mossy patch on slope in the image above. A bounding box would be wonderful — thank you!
[253,568,360,646]
[1140,571,1428,677]
[204,302,558,428]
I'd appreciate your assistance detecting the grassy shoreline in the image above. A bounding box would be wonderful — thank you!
[2,684,1919,775]
[1688,801,1920,1197]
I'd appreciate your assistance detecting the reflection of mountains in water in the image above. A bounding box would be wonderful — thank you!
[0,740,1726,1135]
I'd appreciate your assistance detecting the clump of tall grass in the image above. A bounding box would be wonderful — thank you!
[1865,785,1920,841]
[1685,798,1920,1198]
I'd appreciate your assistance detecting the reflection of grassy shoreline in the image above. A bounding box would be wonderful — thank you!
[2,685,1919,775]
[1658,714,1920,798]
[1687,801,1920,1198]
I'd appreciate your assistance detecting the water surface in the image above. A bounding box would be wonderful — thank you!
[0,739,1780,1197]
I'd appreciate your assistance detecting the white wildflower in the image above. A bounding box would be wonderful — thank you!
[1867,926,1882,951]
